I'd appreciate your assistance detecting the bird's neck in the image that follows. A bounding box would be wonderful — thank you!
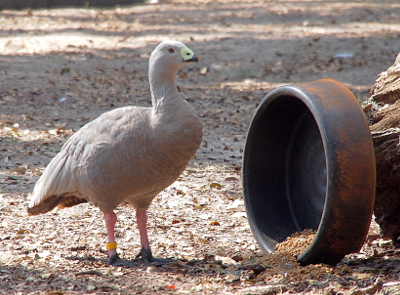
[149,65,180,112]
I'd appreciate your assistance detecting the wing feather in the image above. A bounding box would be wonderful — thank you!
[27,106,149,214]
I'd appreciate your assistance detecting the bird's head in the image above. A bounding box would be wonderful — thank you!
[149,40,199,70]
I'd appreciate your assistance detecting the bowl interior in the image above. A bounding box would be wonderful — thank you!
[244,95,327,252]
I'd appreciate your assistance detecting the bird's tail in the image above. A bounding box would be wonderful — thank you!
[27,145,87,215]
[27,193,87,215]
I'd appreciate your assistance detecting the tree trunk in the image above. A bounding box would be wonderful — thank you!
[363,53,400,246]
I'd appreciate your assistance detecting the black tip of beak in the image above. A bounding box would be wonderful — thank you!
[185,55,199,63]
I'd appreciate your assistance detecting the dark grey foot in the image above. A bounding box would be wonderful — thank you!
[108,252,139,267]
[134,247,174,266]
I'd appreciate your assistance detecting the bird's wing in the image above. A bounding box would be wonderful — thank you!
[28,106,151,214]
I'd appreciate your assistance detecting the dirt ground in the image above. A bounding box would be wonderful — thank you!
[1,0,400,294]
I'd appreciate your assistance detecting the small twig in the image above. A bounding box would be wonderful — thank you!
[75,270,103,277]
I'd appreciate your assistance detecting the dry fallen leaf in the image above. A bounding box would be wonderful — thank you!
[224,176,238,181]
[210,182,223,190]
[13,165,27,175]
[200,67,208,75]
[198,238,210,244]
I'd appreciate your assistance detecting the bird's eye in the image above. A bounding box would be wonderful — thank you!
[168,48,175,53]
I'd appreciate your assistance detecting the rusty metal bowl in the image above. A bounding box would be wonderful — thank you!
[242,78,376,265]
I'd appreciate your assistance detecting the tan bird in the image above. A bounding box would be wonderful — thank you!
[27,40,202,266]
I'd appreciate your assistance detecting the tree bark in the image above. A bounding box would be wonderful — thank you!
[363,53,400,246]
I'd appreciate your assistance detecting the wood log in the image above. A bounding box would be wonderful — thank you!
[363,53,400,246]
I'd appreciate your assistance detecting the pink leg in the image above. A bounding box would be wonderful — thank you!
[104,211,118,258]
[135,208,173,265]
[136,208,150,250]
